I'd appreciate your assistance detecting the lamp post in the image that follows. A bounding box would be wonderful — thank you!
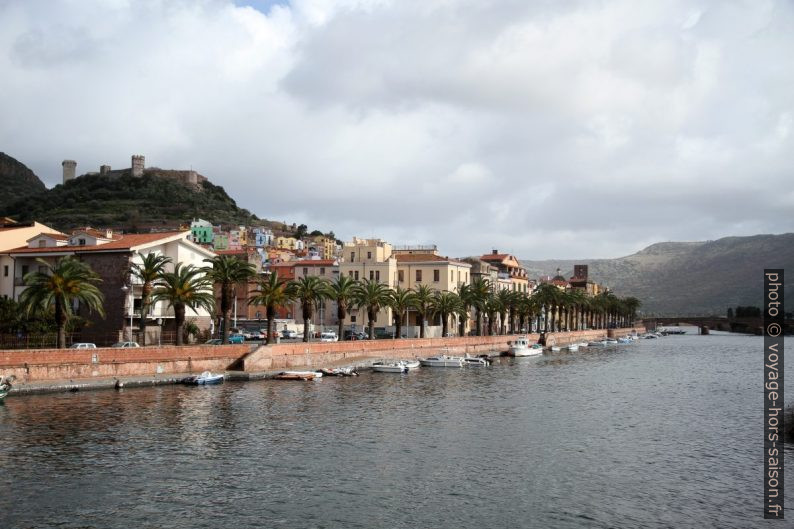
[121,284,133,342]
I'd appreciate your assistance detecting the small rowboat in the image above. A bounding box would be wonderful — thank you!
[372,361,409,373]
[183,371,224,385]
[318,367,358,377]
[274,371,323,381]
[0,375,15,401]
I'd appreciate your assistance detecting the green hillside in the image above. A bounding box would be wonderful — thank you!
[0,152,47,211]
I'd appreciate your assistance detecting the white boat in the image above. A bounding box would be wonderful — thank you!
[567,344,579,352]
[372,361,409,373]
[402,360,421,370]
[463,354,491,366]
[318,366,358,376]
[617,337,632,344]
[184,371,224,385]
[274,371,323,380]
[588,340,607,347]
[0,374,15,400]
[420,355,465,367]
[605,339,618,345]
[578,342,589,348]
[550,346,562,352]
[507,336,535,356]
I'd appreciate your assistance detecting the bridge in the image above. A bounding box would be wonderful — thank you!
[641,316,794,335]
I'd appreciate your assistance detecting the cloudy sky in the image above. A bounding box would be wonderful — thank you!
[1,0,792,259]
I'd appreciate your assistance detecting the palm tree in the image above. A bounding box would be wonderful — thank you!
[496,289,514,335]
[623,297,641,326]
[388,286,416,339]
[328,275,358,340]
[19,257,105,349]
[288,276,331,343]
[130,252,172,346]
[567,290,588,330]
[534,283,564,332]
[150,263,215,346]
[515,293,532,333]
[204,255,256,344]
[248,272,293,345]
[484,293,502,336]
[412,284,434,339]
[469,277,491,336]
[429,291,463,337]
[352,279,392,340]
[457,283,477,337]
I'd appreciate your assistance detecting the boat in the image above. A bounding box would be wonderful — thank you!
[617,337,632,344]
[182,371,224,385]
[605,339,618,345]
[372,361,409,373]
[567,344,579,352]
[402,360,421,370]
[550,346,562,352]
[318,367,358,376]
[644,334,658,339]
[508,336,542,357]
[419,355,465,367]
[578,342,589,348]
[274,371,323,381]
[0,375,15,401]
[588,340,607,347]
[463,354,490,366]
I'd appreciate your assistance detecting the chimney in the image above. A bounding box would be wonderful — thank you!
[62,160,77,184]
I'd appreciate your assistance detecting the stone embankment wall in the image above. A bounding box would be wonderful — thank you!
[0,327,645,384]
[0,345,250,383]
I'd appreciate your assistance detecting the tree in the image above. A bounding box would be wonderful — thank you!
[248,271,293,345]
[469,277,491,336]
[496,289,514,335]
[130,252,172,346]
[19,257,105,349]
[457,283,477,336]
[328,275,358,340]
[294,223,308,239]
[352,280,391,340]
[412,284,434,338]
[429,291,463,337]
[622,297,641,326]
[389,286,417,339]
[288,276,331,342]
[533,283,563,332]
[204,255,256,343]
[484,293,503,335]
[727,307,734,319]
[151,264,215,346]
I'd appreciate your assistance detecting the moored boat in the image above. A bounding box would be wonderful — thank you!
[567,344,579,352]
[550,346,562,352]
[402,360,421,370]
[318,367,358,376]
[508,336,542,357]
[463,354,490,366]
[183,371,224,385]
[0,374,15,401]
[372,361,409,373]
[274,371,323,381]
[419,355,465,367]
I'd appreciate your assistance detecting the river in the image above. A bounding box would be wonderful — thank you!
[0,332,789,528]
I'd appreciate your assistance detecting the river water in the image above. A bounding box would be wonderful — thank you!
[0,333,790,528]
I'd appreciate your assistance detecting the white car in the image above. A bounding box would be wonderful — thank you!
[320,332,338,342]
[69,343,97,349]
[282,330,297,339]
[111,341,140,348]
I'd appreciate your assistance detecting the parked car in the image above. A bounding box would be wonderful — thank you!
[320,331,338,342]
[111,342,140,348]
[281,330,297,339]
[69,343,97,349]
[205,339,222,345]
[228,334,245,344]
[343,330,368,340]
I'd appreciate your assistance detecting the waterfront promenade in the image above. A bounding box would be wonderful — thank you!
[0,327,644,395]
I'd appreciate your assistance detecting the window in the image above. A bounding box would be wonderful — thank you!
[38,239,46,247]
[416,270,422,282]
[434,270,440,282]
[369,270,374,280]
[350,252,355,262]
[348,271,353,277]
[21,265,28,277]
[303,267,308,276]
[78,238,86,246]
[351,315,357,323]
[450,271,453,282]
[375,270,380,281]
[320,267,325,275]
[398,270,404,282]
[354,271,359,280]
[367,251,372,259]
[3,265,7,277]
[457,270,461,283]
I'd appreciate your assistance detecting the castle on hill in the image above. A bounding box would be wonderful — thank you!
[61,154,207,189]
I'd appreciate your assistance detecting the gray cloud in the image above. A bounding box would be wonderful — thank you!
[1,0,792,260]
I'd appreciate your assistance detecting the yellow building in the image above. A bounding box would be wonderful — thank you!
[339,237,397,330]
[0,221,63,300]
[276,236,298,250]
[310,235,337,260]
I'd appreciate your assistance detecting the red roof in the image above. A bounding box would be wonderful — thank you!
[395,254,470,266]
[293,259,337,266]
[6,231,190,254]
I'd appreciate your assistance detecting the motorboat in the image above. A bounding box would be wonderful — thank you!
[274,371,323,381]
[183,371,224,385]
[567,344,579,352]
[617,337,632,344]
[644,334,658,339]
[577,342,589,348]
[0,375,15,401]
[372,361,409,373]
[605,339,619,345]
[588,340,607,347]
[508,336,542,357]
[402,360,421,370]
[463,354,491,366]
[420,355,465,367]
[550,346,562,352]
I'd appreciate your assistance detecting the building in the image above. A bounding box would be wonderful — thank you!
[338,237,397,330]
[61,154,207,189]
[291,259,340,331]
[251,227,273,248]
[0,221,64,299]
[568,264,603,296]
[479,250,530,293]
[2,229,216,345]
[190,219,214,245]
[309,235,337,260]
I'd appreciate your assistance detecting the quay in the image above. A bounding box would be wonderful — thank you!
[1,327,644,396]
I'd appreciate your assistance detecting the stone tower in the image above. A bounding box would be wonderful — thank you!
[62,160,77,184]
[131,155,145,177]
[100,164,111,176]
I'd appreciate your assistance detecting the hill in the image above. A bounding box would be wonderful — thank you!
[521,234,794,316]
[0,152,47,211]
[0,171,260,230]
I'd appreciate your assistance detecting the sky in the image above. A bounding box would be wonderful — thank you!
[1,0,792,259]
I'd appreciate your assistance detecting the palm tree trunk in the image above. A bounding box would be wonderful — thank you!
[221,285,231,344]
[266,306,275,345]
[419,313,425,338]
[175,304,185,346]
[475,308,482,336]
[303,316,310,342]
[337,305,345,342]
[368,309,376,340]
[55,297,66,349]
[442,314,448,337]
[395,313,402,340]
